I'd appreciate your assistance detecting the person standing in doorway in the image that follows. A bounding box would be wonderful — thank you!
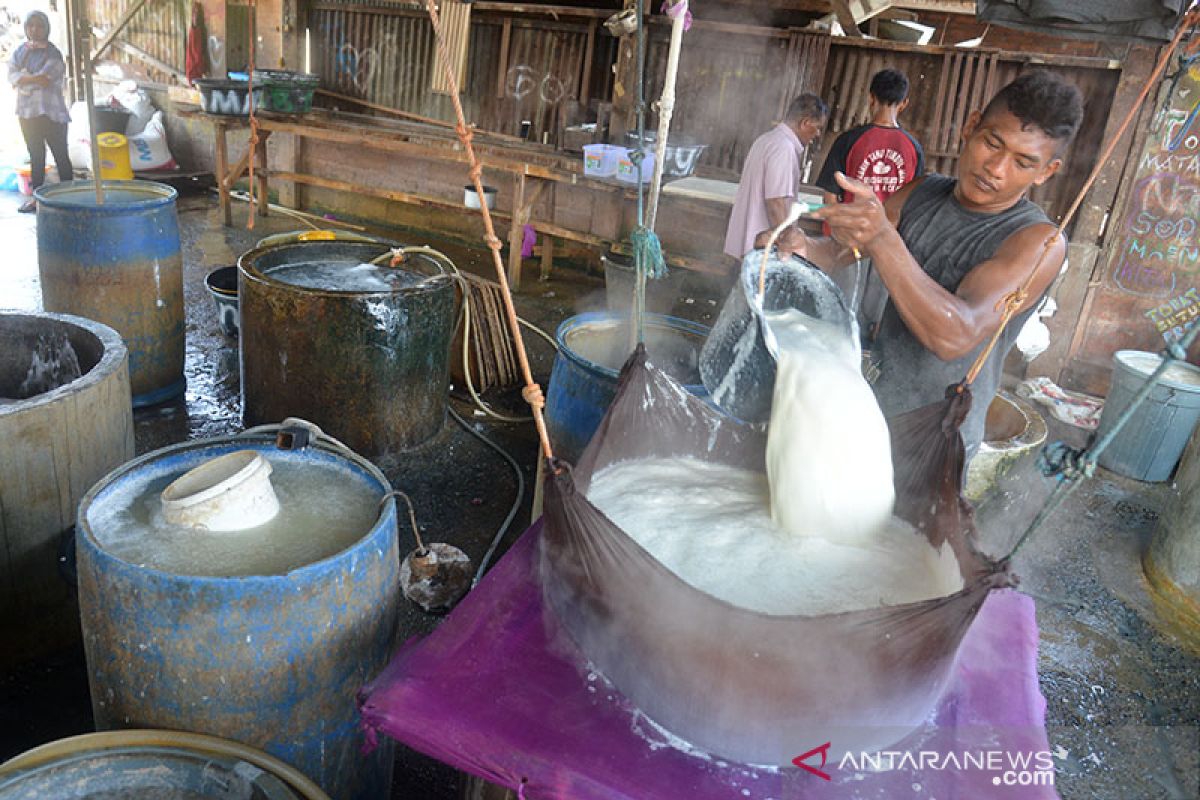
[8,10,72,214]
[723,93,828,262]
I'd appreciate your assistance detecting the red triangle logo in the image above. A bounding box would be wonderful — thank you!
[792,742,832,781]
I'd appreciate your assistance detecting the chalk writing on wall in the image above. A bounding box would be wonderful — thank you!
[337,43,378,90]
[1145,287,1200,343]
[504,65,567,105]
[1110,173,1200,298]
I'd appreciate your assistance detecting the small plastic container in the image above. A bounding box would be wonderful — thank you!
[583,144,624,178]
[254,70,320,115]
[16,166,32,195]
[616,149,656,185]
[160,450,280,531]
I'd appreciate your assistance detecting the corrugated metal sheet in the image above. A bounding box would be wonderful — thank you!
[429,0,471,95]
[310,5,614,143]
[91,0,187,82]
[641,26,828,174]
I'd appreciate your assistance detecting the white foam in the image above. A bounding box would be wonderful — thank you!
[587,456,961,616]
[87,456,381,576]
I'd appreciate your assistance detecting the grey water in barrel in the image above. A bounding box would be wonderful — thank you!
[699,250,855,423]
[0,329,82,403]
[265,260,429,292]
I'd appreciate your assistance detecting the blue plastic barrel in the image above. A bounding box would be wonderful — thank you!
[75,435,399,800]
[544,312,710,464]
[1096,350,1200,482]
[35,180,185,407]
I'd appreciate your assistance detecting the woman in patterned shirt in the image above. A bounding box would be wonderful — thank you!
[8,10,72,213]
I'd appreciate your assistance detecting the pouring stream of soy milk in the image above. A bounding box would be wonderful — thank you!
[764,308,895,543]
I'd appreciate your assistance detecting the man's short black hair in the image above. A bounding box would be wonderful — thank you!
[786,93,829,123]
[870,69,909,105]
[981,70,1084,144]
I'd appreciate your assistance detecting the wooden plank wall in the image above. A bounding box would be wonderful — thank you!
[91,0,188,82]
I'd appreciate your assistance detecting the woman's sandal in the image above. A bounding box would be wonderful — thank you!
[18,199,36,214]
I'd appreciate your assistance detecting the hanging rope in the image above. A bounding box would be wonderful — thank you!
[963,7,1200,388]
[425,0,555,464]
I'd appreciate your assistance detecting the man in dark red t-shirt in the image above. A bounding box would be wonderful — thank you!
[816,69,924,338]
[817,68,924,205]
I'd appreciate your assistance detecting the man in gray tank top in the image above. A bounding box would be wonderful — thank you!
[768,71,1084,459]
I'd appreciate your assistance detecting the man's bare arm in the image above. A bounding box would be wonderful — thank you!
[816,172,1064,360]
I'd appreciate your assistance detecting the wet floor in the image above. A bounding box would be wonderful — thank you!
[0,185,1197,799]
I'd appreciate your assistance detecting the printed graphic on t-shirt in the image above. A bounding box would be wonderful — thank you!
[855,147,910,196]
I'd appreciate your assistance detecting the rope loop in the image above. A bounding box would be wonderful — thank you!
[521,383,546,411]
[995,286,1028,315]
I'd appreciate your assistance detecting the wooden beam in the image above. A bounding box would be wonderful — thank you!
[891,0,974,13]
[829,0,863,36]
[105,36,187,83]
[91,0,152,62]
[471,2,614,19]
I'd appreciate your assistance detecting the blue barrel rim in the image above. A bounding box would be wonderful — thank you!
[239,241,455,299]
[0,309,128,414]
[34,179,178,211]
[1114,349,1200,394]
[131,376,187,408]
[554,311,710,386]
[76,433,394,584]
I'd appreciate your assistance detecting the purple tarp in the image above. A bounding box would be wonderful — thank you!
[360,521,1058,799]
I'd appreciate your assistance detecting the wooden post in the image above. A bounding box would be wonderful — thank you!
[539,235,555,281]
[609,0,640,143]
[215,123,231,226]
[507,171,527,288]
[255,130,270,217]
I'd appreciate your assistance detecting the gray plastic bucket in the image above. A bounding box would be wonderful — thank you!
[1096,350,1200,482]
[699,249,853,423]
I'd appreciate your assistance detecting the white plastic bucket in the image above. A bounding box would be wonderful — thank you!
[160,449,281,530]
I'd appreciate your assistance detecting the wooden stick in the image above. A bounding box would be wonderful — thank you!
[315,88,527,143]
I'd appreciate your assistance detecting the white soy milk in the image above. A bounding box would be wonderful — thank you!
[588,457,961,616]
[585,305,957,616]
[88,457,381,576]
[764,308,894,544]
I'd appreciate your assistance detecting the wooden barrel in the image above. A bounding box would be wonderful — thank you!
[0,310,133,667]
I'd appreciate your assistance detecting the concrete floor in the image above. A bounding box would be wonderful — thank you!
[0,183,1197,800]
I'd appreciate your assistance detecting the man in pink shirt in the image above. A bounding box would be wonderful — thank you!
[724,94,828,261]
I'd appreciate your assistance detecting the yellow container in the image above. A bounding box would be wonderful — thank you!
[96,132,134,179]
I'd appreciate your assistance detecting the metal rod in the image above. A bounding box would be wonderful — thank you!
[1005,322,1200,561]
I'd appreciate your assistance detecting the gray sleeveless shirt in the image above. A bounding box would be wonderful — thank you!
[871,174,1051,456]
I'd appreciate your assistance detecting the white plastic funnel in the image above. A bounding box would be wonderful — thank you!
[160,450,280,531]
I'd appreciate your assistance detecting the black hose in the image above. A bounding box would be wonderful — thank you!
[448,405,527,588]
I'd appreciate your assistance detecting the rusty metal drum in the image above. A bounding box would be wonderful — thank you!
[75,433,399,800]
[239,240,457,458]
[35,181,185,407]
